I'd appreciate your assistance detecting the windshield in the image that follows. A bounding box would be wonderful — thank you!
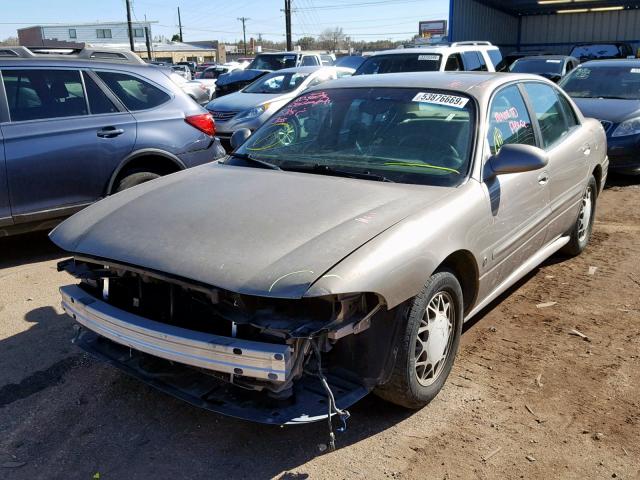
[570,44,625,61]
[247,54,297,71]
[243,71,310,94]
[560,65,640,99]
[355,53,442,75]
[510,58,563,75]
[235,88,475,187]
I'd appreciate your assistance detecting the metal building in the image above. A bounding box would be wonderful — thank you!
[450,1,640,54]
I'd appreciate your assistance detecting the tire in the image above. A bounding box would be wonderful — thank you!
[561,175,597,257]
[375,270,464,409]
[114,171,160,193]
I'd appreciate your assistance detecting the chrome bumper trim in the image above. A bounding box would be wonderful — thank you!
[60,284,291,382]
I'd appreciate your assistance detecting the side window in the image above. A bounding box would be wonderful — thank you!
[301,56,319,66]
[487,49,504,71]
[565,60,575,73]
[462,51,487,71]
[523,83,570,149]
[487,85,536,156]
[557,92,579,129]
[83,73,118,114]
[444,54,463,71]
[2,69,88,122]
[96,71,170,111]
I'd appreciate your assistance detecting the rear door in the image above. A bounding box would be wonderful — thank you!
[0,105,11,228]
[1,67,136,221]
[522,82,588,240]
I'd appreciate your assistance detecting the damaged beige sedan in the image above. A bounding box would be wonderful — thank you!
[52,72,607,436]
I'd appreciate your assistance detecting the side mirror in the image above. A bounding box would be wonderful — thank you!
[230,128,252,150]
[487,144,548,177]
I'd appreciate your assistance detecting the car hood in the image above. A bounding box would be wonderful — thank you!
[572,97,640,124]
[216,69,269,87]
[207,91,288,113]
[50,164,454,298]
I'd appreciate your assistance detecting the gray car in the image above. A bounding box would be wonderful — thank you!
[0,46,225,236]
[52,72,607,429]
[206,66,353,147]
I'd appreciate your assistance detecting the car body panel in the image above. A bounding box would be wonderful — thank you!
[0,125,12,227]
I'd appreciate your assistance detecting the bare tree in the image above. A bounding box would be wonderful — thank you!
[0,36,19,46]
[318,27,345,52]
[297,36,316,51]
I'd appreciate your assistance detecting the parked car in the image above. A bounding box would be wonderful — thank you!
[560,60,640,175]
[320,53,335,66]
[193,62,246,99]
[0,46,225,236]
[354,41,503,75]
[52,71,606,426]
[195,62,218,74]
[570,42,636,62]
[509,55,579,82]
[335,55,366,70]
[499,50,553,71]
[171,64,192,80]
[177,61,197,75]
[215,51,323,98]
[167,70,210,105]
[206,66,354,148]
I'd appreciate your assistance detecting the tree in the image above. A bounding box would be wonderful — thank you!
[318,27,345,52]
[297,36,316,51]
[0,36,18,46]
[171,34,181,42]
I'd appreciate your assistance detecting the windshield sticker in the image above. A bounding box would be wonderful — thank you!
[418,54,440,61]
[445,113,456,122]
[493,128,504,152]
[546,59,562,63]
[575,68,590,79]
[271,91,331,124]
[493,107,519,123]
[412,92,469,109]
[631,68,640,74]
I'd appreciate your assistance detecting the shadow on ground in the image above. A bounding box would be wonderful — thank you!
[0,231,64,269]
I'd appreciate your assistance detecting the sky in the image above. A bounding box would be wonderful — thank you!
[1,0,450,43]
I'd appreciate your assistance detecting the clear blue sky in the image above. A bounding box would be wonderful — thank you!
[1,0,450,43]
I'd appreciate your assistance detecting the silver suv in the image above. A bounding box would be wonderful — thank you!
[0,46,225,236]
[355,41,503,75]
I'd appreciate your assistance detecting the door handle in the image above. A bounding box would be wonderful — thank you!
[538,171,550,185]
[97,127,125,138]
[581,143,591,156]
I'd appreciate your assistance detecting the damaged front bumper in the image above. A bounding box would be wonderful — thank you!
[58,258,403,425]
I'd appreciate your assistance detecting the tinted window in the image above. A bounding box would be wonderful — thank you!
[96,71,170,110]
[243,72,310,94]
[83,74,118,114]
[559,65,640,100]
[355,53,442,75]
[510,58,564,75]
[487,85,536,156]
[2,69,87,121]
[247,54,297,70]
[236,88,475,187]
[570,44,626,61]
[445,54,463,71]
[487,49,504,70]
[301,56,319,66]
[523,83,570,148]
[462,51,487,71]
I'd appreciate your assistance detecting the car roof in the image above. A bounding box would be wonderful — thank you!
[580,59,640,67]
[368,45,498,57]
[304,71,550,102]
[515,55,574,61]
[0,57,158,72]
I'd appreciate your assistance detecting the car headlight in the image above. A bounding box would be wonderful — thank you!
[612,117,640,137]
[235,103,270,121]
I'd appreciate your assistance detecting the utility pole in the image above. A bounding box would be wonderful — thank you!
[125,0,135,51]
[238,17,249,55]
[177,6,183,42]
[144,26,152,60]
[284,0,292,51]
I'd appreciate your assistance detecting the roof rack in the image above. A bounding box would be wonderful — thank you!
[0,46,146,64]
[450,41,493,47]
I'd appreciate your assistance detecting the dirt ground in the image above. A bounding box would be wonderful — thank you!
[0,176,639,480]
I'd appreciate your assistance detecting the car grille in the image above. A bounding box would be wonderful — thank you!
[210,110,239,122]
[599,120,613,133]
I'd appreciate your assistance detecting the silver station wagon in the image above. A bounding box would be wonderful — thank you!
[52,72,607,431]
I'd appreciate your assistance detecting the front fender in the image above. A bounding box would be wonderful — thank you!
[304,181,488,309]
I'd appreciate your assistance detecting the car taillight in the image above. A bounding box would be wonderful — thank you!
[185,113,215,136]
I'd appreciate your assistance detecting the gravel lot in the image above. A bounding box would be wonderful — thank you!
[1,177,639,480]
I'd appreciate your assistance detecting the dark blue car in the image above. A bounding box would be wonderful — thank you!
[560,59,640,176]
[0,46,225,236]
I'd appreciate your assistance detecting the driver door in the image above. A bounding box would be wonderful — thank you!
[477,84,551,298]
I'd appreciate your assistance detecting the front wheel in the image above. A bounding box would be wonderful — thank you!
[375,270,463,409]
[114,171,160,193]
[561,175,597,256]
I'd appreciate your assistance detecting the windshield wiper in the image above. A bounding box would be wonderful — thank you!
[229,152,281,170]
[280,163,394,182]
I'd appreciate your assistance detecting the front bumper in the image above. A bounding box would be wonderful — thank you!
[60,284,291,382]
[607,134,640,175]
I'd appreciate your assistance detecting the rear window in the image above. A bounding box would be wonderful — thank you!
[2,68,88,121]
[96,71,170,110]
[570,44,627,61]
[355,53,442,75]
[247,54,298,71]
